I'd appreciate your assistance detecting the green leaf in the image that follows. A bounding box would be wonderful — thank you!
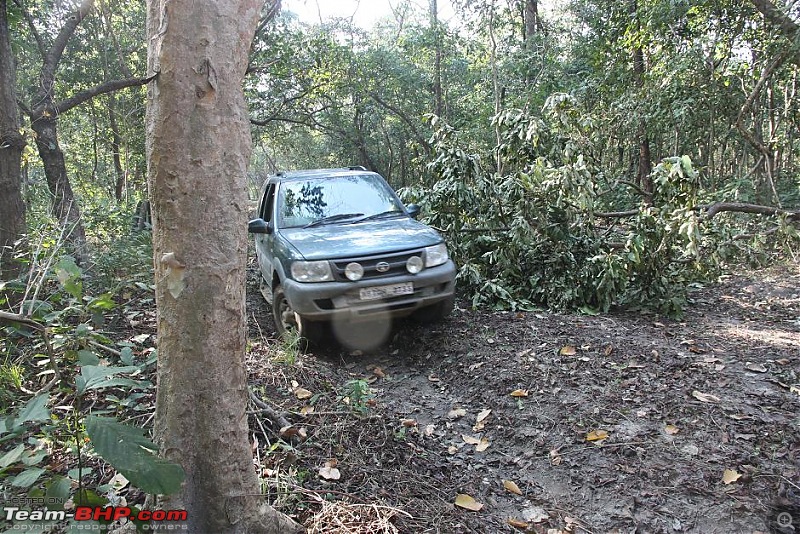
[0,443,25,469]
[77,350,101,366]
[14,394,51,427]
[76,366,140,394]
[85,416,184,495]
[46,476,72,510]
[120,347,135,366]
[55,256,82,300]
[11,467,45,487]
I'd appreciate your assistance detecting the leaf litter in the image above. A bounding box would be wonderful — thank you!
[245,263,800,532]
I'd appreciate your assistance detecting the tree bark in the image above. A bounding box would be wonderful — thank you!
[0,0,27,279]
[30,115,88,253]
[524,0,540,49]
[750,0,800,67]
[630,0,653,204]
[430,0,444,118]
[145,0,301,532]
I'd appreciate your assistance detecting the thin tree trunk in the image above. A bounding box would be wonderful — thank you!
[430,0,444,118]
[108,94,126,200]
[0,0,26,279]
[524,0,539,49]
[30,116,88,256]
[630,0,653,203]
[145,0,301,531]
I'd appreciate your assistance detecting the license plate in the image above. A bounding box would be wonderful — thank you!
[359,282,413,301]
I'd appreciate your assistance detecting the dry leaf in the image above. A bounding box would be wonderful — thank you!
[373,366,386,378]
[294,387,313,400]
[401,419,417,427]
[428,374,441,382]
[503,480,522,495]
[476,409,492,423]
[507,518,528,529]
[664,424,680,435]
[424,424,435,436]
[448,408,467,419]
[722,469,741,485]
[300,406,314,416]
[447,445,458,454]
[586,429,609,442]
[549,449,562,466]
[454,494,483,512]
[603,345,613,356]
[319,461,341,480]
[462,434,481,445]
[510,389,529,397]
[776,358,790,365]
[559,345,577,356]
[691,390,720,403]
[475,438,491,452]
[744,362,767,373]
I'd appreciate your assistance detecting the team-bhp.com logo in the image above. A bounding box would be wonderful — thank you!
[4,505,187,523]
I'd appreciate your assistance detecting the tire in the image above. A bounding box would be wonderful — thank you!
[413,295,455,324]
[272,284,324,343]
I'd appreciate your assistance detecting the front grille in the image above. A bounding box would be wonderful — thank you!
[331,249,423,282]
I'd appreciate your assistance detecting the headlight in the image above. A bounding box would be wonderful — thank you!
[423,243,449,268]
[344,262,364,281]
[406,256,423,274]
[291,260,333,282]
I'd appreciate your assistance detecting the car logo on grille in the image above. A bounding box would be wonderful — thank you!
[375,262,391,273]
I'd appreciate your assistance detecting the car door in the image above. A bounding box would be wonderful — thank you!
[254,183,277,302]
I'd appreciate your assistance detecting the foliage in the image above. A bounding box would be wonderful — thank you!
[0,244,182,527]
[404,106,797,316]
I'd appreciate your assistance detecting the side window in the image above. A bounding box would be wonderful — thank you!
[259,184,275,222]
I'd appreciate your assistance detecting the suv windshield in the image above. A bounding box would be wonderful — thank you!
[278,173,404,229]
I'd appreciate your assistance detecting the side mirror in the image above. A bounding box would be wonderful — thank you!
[406,204,421,219]
[248,218,273,234]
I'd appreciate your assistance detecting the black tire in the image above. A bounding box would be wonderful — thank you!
[413,295,455,324]
[272,284,324,343]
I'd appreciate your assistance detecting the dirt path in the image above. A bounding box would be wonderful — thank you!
[246,264,800,533]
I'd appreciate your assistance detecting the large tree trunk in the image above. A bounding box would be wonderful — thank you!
[145,0,301,532]
[0,0,26,279]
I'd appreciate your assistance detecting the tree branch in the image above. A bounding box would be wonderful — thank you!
[11,0,45,58]
[54,75,154,115]
[751,0,800,65]
[38,0,95,104]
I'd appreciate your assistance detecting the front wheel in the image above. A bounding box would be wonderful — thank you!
[272,284,324,343]
[413,295,455,324]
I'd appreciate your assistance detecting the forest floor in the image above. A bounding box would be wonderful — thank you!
[245,261,800,534]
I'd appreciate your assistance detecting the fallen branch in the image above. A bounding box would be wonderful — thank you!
[699,202,800,221]
[248,389,292,430]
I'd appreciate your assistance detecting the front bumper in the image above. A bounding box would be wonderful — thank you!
[282,260,456,322]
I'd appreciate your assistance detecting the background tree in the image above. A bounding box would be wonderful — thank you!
[146,0,300,531]
[0,0,25,278]
[14,0,150,257]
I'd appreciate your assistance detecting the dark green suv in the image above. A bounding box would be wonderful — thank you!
[248,167,456,342]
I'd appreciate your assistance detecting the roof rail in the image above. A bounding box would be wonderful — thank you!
[347,165,367,171]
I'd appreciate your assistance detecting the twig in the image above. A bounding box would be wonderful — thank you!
[248,389,292,429]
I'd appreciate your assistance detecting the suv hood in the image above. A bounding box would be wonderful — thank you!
[280,217,443,260]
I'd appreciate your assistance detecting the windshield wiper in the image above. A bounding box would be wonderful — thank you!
[351,210,405,223]
[303,213,364,228]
